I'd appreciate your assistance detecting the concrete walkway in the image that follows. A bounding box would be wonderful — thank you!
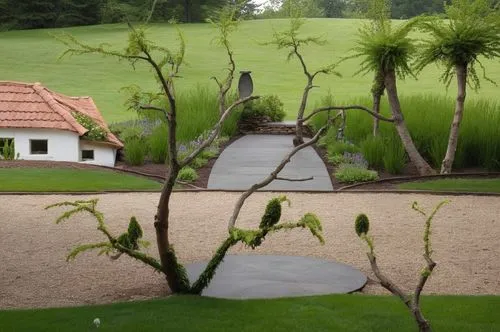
[186,255,367,299]
[207,135,333,191]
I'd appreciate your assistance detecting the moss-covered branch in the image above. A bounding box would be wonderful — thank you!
[354,200,449,332]
[46,200,161,273]
[189,196,325,295]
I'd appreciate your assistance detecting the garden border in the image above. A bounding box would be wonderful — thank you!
[337,172,500,190]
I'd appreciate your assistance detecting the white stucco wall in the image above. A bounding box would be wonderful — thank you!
[0,128,118,166]
[80,141,117,167]
[0,128,79,162]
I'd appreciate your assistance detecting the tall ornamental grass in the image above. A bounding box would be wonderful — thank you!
[175,85,242,143]
[310,94,500,171]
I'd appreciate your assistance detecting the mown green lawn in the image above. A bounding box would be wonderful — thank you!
[1,19,499,122]
[0,168,161,192]
[398,178,500,193]
[0,295,498,332]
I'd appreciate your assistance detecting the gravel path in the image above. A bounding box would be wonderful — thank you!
[1,192,499,309]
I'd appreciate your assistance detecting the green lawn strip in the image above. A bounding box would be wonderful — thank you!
[0,295,498,332]
[0,168,161,192]
[398,178,500,193]
[1,19,499,122]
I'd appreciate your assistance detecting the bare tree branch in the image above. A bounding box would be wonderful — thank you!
[138,104,170,121]
[275,176,314,182]
[367,253,412,306]
[302,105,395,124]
[227,125,328,230]
[179,95,259,168]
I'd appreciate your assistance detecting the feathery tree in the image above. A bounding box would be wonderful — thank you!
[362,0,391,136]
[415,0,500,174]
[52,6,327,294]
[355,200,449,332]
[347,3,436,175]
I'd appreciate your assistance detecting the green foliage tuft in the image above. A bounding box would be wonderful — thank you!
[259,196,289,229]
[355,214,370,236]
[177,167,198,182]
[117,232,133,249]
[415,0,500,90]
[299,213,324,244]
[335,163,379,183]
[127,216,143,249]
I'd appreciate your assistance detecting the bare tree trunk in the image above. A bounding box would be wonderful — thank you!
[441,64,467,174]
[372,92,382,136]
[412,304,432,332]
[384,70,435,176]
[155,99,184,292]
[372,71,385,137]
[294,78,313,146]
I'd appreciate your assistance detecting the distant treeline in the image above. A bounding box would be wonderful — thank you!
[0,0,254,30]
[2,0,496,31]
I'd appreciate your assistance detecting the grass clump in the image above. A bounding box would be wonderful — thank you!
[124,138,147,166]
[177,167,198,182]
[149,124,169,164]
[335,163,379,183]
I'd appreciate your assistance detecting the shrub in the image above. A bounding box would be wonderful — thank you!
[335,163,379,183]
[327,154,345,166]
[124,138,147,166]
[149,124,169,164]
[241,95,285,122]
[177,167,198,182]
[190,157,208,169]
[0,139,18,160]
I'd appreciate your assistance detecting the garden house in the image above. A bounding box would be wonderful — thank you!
[0,81,122,166]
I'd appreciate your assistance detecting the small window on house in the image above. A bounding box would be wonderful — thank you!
[82,150,94,161]
[30,140,48,155]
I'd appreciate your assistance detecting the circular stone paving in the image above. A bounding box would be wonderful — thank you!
[186,255,367,299]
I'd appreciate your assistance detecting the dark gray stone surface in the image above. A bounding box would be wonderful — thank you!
[208,135,333,191]
[186,255,367,299]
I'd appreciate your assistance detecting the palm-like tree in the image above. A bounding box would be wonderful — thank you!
[350,15,436,175]
[415,0,500,174]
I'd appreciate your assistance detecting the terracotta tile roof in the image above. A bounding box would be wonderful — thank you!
[0,81,123,148]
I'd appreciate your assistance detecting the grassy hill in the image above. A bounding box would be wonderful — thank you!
[1,18,499,123]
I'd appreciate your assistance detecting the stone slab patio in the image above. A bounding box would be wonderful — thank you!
[186,255,367,299]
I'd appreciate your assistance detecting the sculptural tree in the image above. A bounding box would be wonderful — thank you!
[415,0,500,174]
[266,15,340,146]
[50,7,327,294]
[354,200,449,332]
[347,5,436,176]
